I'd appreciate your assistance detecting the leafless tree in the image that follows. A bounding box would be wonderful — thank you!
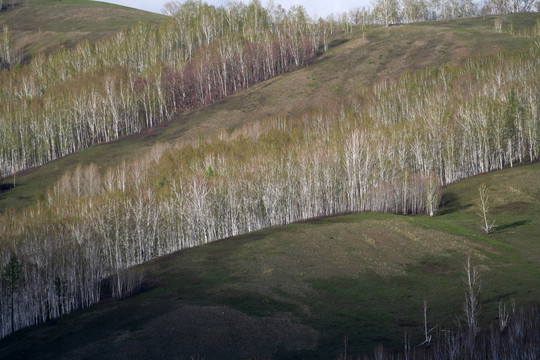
[463,255,480,337]
[477,183,495,234]
[418,297,435,347]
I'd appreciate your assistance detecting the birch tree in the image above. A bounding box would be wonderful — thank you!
[477,183,495,234]
[463,256,481,344]
[0,25,17,69]
[374,0,400,25]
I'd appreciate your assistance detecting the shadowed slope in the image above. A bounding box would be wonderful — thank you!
[1,162,539,359]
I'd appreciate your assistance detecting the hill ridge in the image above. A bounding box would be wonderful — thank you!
[0,0,165,61]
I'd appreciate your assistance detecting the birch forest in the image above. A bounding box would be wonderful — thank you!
[1,0,536,179]
[0,0,539,341]
[1,33,539,336]
[0,0,337,179]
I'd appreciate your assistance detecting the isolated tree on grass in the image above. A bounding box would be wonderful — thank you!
[463,256,480,335]
[463,255,481,357]
[477,183,495,234]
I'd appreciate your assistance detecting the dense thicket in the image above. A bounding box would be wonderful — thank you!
[0,36,538,337]
[0,0,338,179]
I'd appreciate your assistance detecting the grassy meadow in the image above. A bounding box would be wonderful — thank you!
[0,0,165,60]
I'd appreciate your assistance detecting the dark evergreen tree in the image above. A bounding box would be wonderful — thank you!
[2,254,21,333]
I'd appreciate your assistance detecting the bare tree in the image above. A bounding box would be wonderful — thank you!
[418,297,436,347]
[477,183,495,234]
[498,298,515,332]
[494,18,503,33]
[424,175,440,217]
[0,25,17,69]
[463,255,480,337]
[162,1,181,16]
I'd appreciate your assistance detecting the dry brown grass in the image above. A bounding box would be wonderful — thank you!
[0,0,165,58]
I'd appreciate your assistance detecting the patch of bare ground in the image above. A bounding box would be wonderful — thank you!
[60,7,152,21]
[63,305,318,360]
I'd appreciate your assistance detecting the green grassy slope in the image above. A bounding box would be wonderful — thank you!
[1,13,538,211]
[0,0,165,60]
[1,161,539,359]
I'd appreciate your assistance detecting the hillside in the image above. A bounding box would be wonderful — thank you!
[0,10,539,358]
[1,13,538,211]
[1,160,538,359]
[0,0,165,61]
[0,1,333,197]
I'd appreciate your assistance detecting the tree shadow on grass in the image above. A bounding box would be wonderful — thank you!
[329,38,349,49]
[494,220,531,233]
[0,183,15,193]
[438,191,471,215]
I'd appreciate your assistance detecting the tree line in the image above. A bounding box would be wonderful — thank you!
[350,0,537,29]
[0,35,538,337]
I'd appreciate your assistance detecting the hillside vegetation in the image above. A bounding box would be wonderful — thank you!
[0,160,539,359]
[0,0,165,60]
[1,13,538,211]
[0,14,538,342]
[0,1,341,185]
[0,1,539,356]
